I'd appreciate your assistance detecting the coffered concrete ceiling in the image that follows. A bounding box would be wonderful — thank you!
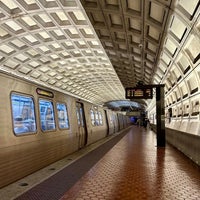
[0,0,199,109]
[80,0,173,87]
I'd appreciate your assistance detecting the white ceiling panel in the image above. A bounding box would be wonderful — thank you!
[0,0,125,105]
[0,0,199,109]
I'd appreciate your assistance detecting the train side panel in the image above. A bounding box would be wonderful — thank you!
[105,109,115,135]
[0,74,80,187]
[0,73,129,188]
[117,113,124,130]
[113,112,119,133]
[84,105,108,144]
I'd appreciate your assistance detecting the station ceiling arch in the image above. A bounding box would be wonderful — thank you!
[0,0,199,109]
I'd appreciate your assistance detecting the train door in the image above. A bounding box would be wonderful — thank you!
[76,102,87,149]
[112,113,117,133]
[104,110,109,136]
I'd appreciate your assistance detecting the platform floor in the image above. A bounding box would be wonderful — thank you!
[3,126,200,200]
[60,127,200,200]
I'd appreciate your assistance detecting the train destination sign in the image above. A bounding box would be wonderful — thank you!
[36,88,54,98]
[125,87,153,99]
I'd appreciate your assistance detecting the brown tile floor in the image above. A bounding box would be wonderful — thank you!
[60,126,200,200]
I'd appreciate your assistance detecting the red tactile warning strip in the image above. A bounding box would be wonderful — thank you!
[60,127,200,200]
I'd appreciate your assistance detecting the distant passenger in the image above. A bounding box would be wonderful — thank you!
[143,118,150,129]
[14,116,29,134]
[137,118,141,127]
[143,118,147,129]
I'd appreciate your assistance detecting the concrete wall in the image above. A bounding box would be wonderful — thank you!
[151,124,200,166]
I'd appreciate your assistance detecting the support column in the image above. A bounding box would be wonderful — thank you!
[156,85,165,147]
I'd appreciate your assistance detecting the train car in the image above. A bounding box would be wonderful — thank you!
[0,73,131,188]
[104,109,115,135]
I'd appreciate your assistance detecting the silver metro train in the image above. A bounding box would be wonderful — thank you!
[0,73,130,188]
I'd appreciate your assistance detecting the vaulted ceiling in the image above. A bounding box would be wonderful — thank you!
[0,0,199,110]
[80,0,173,88]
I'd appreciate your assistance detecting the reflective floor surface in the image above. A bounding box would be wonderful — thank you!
[1,126,200,200]
[61,126,200,200]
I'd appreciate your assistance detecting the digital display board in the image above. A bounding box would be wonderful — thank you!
[126,87,153,99]
[36,88,54,98]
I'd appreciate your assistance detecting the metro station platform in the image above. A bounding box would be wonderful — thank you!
[2,126,200,200]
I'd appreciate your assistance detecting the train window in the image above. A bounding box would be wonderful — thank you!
[90,109,95,126]
[76,107,81,126]
[39,99,56,131]
[79,107,84,127]
[95,111,99,126]
[99,111,103,125]
[11,93,36,135]
[90,109,103,126]
[76,106,84,127]
[56,103,69,129]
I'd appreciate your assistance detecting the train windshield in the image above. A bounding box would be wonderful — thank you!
[39,99,56,131]
[11,93,37,135]
[56,103,69,129]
